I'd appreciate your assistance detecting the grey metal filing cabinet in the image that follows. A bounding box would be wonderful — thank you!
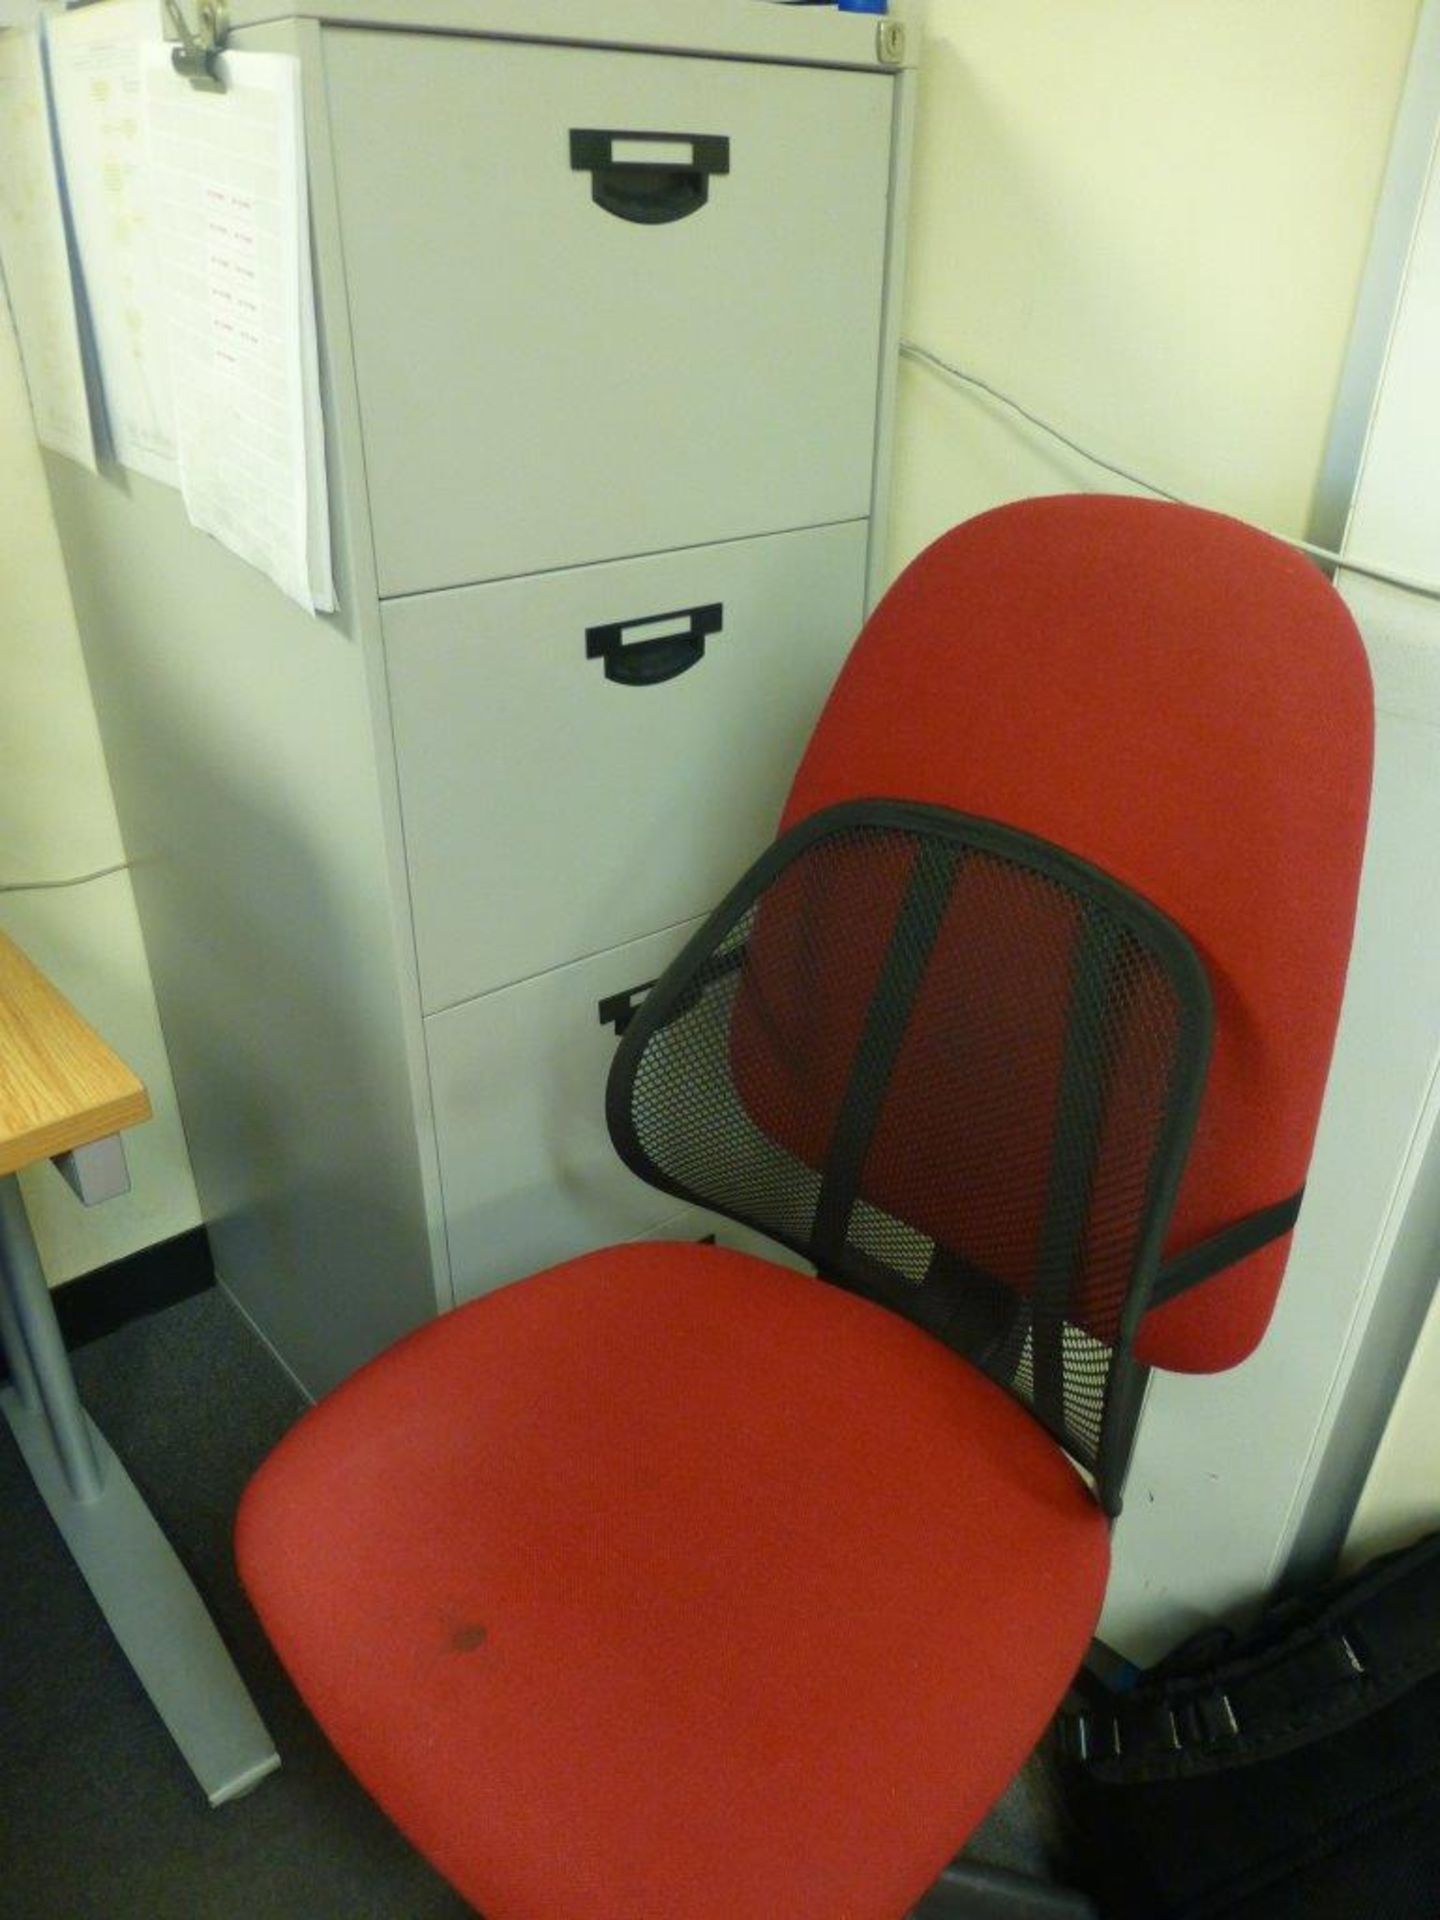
[45,0,917,1398]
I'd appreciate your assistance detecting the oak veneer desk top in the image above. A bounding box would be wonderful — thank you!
[0,929,151,1177]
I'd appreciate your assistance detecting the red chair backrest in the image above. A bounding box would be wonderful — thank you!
[777,496,1373,1373]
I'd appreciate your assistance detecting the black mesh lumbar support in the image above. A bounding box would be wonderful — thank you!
[607,802,1213,1514]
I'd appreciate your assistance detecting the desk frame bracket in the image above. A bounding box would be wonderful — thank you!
[0,1171,279,1806]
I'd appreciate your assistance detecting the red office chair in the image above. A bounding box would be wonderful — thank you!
[237,497,1372,1919]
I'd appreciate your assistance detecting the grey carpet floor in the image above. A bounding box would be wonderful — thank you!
[0,1287,1069,1918]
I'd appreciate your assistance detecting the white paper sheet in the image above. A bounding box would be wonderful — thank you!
[0,26,97,469]
[46,0,179,488]
[142,45,333,612]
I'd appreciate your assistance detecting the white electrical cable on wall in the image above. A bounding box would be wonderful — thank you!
[901,339,1440,604]
[0,860,132,896]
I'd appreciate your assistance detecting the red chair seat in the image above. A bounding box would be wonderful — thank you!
[238,1242,1108,1920]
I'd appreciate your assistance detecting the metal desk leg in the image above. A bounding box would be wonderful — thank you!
[0,1173,280,1806]
[910,1860,1099,1918]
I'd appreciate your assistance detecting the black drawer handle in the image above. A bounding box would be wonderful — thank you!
[586,603,723,688]
[570,129,729,225]
[598,980,655,1037]
[598,950,745,1037]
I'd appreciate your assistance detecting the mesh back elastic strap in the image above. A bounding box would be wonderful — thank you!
[1030,910,1131,1444]
[811,841,963,1277]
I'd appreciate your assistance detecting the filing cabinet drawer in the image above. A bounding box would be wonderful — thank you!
[325,29,893,596]
[428,920,706,1306]
[386,520,868,1014]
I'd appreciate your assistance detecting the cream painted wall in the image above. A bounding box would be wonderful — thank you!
[888,0,1422,575]
[0,299,201,1283]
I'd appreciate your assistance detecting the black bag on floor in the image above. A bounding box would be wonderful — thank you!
[1054,1530,1440,1919]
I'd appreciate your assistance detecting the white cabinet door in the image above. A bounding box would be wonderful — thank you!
[386,522,868,1013]
[1105,81,1440,1656]
[1105,658,1440,1660]
[326,29,893,595]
